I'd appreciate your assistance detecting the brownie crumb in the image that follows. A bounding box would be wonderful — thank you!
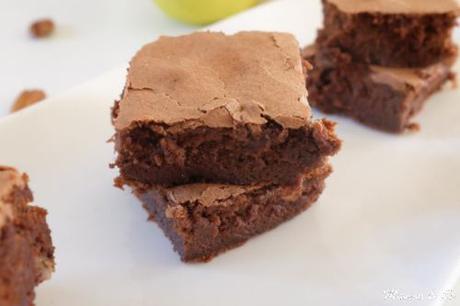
[30,19,54,38]
[407,123,421,133]
[113,176,125,189]
[11,90,46,113]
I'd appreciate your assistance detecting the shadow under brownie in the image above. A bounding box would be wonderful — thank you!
[318,0,460,68]
[112,31,340,187]
[0,166,55,306]
[130,163,332,262]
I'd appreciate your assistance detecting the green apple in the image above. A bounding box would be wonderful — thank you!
[154,0,261,25]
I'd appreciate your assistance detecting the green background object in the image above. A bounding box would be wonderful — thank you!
[154,0,261,25]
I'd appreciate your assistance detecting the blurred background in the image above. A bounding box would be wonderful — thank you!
[0,0,459,301]
[1,0,459,116]
[0,0,199,115]
[0,0,269,116]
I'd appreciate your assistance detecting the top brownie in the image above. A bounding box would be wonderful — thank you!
[112,31,341,187]
[318,0,460,67]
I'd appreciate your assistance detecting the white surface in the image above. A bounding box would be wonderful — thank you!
[0,0,460,305]
[0,0,195,116]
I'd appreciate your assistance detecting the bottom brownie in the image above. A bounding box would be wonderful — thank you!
[0,166,55,306]
[131,163,332,262]
[304,46,454,132]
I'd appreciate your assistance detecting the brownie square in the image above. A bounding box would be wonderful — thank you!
[112,32,340,187]
[304,46,454,132]
[318,0,460,67]
[0,166,55,306]
[131,162,332,262]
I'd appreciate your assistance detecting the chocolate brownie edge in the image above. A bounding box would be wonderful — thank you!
[134,163,332,262]
[0,167,55,306]
[304,46,453,132]
[320,0,459,67]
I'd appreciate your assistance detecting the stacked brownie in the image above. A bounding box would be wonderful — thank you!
[305,0,459,132]
[112,31,341,262]
[0,166,55,306]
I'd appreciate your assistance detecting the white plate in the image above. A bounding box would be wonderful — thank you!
[1,1,460,305]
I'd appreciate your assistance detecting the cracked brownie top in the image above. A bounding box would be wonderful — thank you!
[113,31,312,131]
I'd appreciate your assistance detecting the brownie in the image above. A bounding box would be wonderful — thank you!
[130,162,332,262]
[112,32,341,187]
[318,0,460,67]
[304,46,454,132]
[0,166,55,306]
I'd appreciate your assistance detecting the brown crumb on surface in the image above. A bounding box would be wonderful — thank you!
[30,19,54,38]
[406,122,421,133]
[11,90,46,113]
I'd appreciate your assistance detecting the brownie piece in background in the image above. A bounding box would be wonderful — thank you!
[304,46,454,132]
[319,0,460,67]
[0,166,55,306]
[132,163,332,262]
[306,0,459,132]
[112,31,340,187]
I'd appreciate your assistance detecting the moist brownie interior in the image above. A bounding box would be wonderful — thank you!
[0,166,55,306]
[304,46,454,132]
[132,162,332,262]
[112,31,341,187]
[113,109,339,186]
[319,0,460,67]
